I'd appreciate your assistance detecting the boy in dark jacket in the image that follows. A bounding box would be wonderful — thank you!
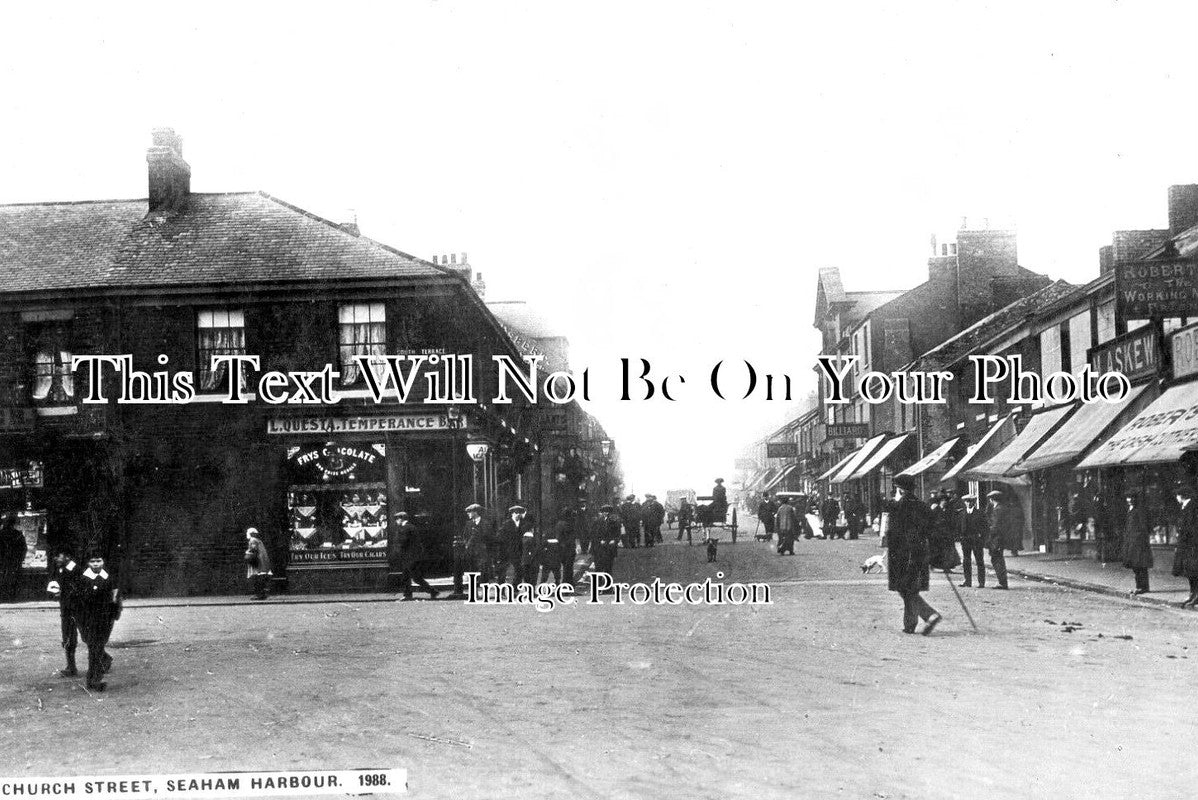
[76,549,120,691]
[46,546,82,676]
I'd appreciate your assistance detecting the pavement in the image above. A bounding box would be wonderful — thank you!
[3,518,1198,800]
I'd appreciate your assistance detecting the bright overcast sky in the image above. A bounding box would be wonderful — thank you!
[2,1,1196,494]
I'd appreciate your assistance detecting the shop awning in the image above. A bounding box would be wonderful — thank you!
[964,404,1075,483]
[844,433,912,480]
[816,452,855,481]
[742,468,767,491]
[829,434,888,484]
[750,467,778,492]
[939,414,1017,484]
[897,437,962,477]
[1014,384,1155,474]
[1077,380,1198,469]
[763,463,798,491]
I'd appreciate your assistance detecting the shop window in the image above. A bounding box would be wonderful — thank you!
[338,303,386,386]
[197,309,247,393]
[26,321,74,404]
[286,443,389,567]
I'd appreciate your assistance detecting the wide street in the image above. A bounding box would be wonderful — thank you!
[3,524,1197,800]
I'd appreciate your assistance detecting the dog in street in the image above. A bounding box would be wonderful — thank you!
[705,536,718,562]
[861,554,887,574]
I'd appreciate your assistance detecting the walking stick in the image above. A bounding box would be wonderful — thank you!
[753,517,761,539]
[943,569,979,632]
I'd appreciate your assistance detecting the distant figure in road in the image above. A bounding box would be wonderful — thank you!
[844,494,865,540]
[757,493,776,540]
[499,505,534,587]
[958,494,987,588]
[76,548,120,692]
[774,496,797,556]
[711,479,728,523]
[395,512,439,600]
[0,513,25,602]
[619,495,642,549]
[593,505,622,589]
[46,545,81,676]
[455,503,493,593]
[244,527,272,601]
[1172,483,1198,607]
[821,495,842,539]
[886,474,942,635]
[676,500,694,545]
[551,506,577,584]
[985,491,1014,590]
[641,494,666,547]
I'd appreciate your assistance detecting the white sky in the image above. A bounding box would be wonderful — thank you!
[2,1,1196,494]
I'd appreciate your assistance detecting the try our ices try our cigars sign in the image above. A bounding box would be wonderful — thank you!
[267,414,466,435]
[1115,258,1198,320]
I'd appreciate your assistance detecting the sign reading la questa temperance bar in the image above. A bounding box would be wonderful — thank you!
[1115,258,1198,320]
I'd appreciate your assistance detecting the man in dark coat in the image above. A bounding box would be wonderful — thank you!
[676,500,694,544]
[75,549,120,692]
[640,494,666,547]
[593,505,622,588]
[711,479,728,523]
[843,494,865,540]
[1172,482,1198,607]
[757,493,776,540]
[886,474,943,634]
[985,490,1015,589]
[1121,493,1153,595]
[822,496,842,539]
[395,512,438,600]
[774,496,797,555]
[455,503,494,594]
[958,494,987,588]
[0,513,26,602]
[498,505,536,586]
[47,546,81,676]
[618,495,642,549]
[551,507,578,584]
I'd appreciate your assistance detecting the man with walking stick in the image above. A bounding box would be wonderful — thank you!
[885,475,944,635]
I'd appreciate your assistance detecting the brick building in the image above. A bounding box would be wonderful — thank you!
[0,129,598,598]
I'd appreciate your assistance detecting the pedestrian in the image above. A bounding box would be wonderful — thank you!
[774,496,797,556]
[676,500,694,545]
[593,505,621,589]
[958,494,987,588]
[844,494,865,540]
[555,507,578,584]
[1120,493,1153,595]
[46,545,81,676]
[985,490,1013,590]
[454,504,493,595]
[885,474,943,635]
[75,548,120,692]
[618,495,642,548]
[641,494,665,547]
[822,495,842,539]
[244,527,272,600]
[499,504,535,586]
[0,513,26,602]
[538,508,569,584]
[395,511,438,600]
[1172,482,1198,607]
[711,478,728,523]
[757,492,776,540]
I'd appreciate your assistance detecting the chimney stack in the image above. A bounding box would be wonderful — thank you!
[146,128,191,214]
[1168,184,1198,237]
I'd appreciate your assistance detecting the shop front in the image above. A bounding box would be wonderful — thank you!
[268,411,468,593]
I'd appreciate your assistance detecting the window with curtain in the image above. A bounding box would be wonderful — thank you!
[339,303,386,386]
[197,309,247,393]
[28,322,74,404]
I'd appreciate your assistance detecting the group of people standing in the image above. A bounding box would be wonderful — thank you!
[754,491,868,542]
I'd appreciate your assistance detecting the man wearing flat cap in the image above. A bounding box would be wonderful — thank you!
[985,490,1014,589]
[885,474,943,635]
[499,504,536,586]
[619,495,642,549]
[958,493,987,588]
[641,494,665,548]
[454,503,494,595]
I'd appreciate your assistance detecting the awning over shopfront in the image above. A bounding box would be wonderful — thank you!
[816,452,855,482]
[749,467,778,492]
[742,468,767,492]
[1077,380,1198,469]
[844,433,912,480]
[763,463,798,491]
[829,434,888,484]
[964,405,1075,484]
[1014,384,1154,474]
[897,437,962,477]
[939,413,1017,484]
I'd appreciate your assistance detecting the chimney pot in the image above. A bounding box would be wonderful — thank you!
[959,216,968,230]
[462,251,468,262]
[1168,184,1198,236]
[451,254,457,265]
[146,128,191,214]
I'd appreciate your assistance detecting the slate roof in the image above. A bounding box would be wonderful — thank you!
[487,301,562,339]
[904,279,1080,370]
[0,192,447,294]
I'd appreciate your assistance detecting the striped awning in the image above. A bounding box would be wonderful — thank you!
[897,437,962,477]
[829,434,888,484]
